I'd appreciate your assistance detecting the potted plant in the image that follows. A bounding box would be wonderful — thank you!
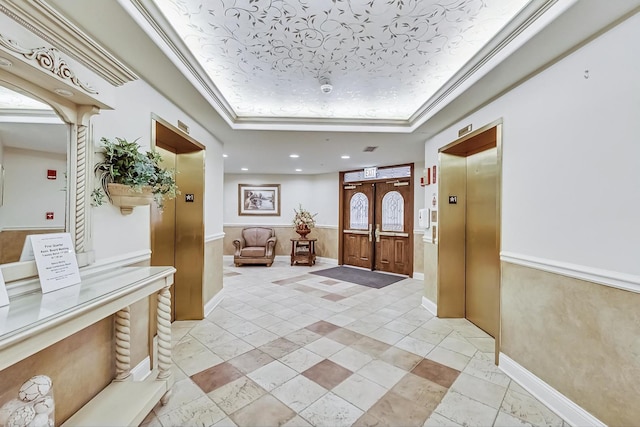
[292,204,317,239]
[92,137,178,215]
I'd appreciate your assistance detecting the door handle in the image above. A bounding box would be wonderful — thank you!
[375,224,380,243]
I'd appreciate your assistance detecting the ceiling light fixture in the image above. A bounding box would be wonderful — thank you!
[319,77,332,94]
[223,154,228,158]
[295,169,302,172]
[341,155,350,159]
[241,167,248,171]
[0,57,12,67]
[289,154,299,158]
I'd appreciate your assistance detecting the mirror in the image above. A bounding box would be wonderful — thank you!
[0,84,69,263]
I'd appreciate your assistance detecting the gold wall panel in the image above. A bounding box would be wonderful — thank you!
[423,241,438,303]
[437,153,467,317]
[204,238,224,304]
[413,232,425,275]
[174,150,205,320]
[501,262,640,426]
[465,148,499,337]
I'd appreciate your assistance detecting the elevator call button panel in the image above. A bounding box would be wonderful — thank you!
[449,196,458,204]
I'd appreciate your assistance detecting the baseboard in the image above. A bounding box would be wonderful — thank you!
[204,289,225,317]
[131,356,151,381]
[499,353,605,427]
[413,272,424,280]
[421,296,437,316]
[316,257,338,265]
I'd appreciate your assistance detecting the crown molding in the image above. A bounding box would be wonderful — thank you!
[0,0,138,86]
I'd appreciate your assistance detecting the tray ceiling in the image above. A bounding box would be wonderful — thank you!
[149,0,530,125]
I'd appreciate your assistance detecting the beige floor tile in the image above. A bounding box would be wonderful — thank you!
[463,356,511,387]
[357,359,407,389]
[438,335,479,357]
[207,376,267,415]
[304,336,346,357]
[228,349,275,374]
[395,336,436,357]
[272,375,328,412]
[383,319,420,335]
[434,390,499,427]
[299,392,364,427]
[332,373,388,411]
[241,328,280,347]
[279,348,325,373]
[152,378,207,418]
[284,328,322,346]
[258,337,300,359]
[175,348,225,377]
[213,416,238,426]
[494,411,537,427]
[229,394,296,427]
[427,346,471,371]
[423,412,464,427]
[247,360,298,391]
[500,389,564,427]
[329,346,373,372]
[302,359,353,390]
[450,372,507,409]
[365,327,406,345]
[211,338,254,361]
[379,346,424,371]
[281,415,313,427]
[367,390,433,426]
[158,395,226,427]
[390,373,447,411]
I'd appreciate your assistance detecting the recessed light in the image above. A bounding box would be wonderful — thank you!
[0,57,12,67]
[295,168,302,172]
[54,88,73,97]
[289,154,299,158]
[241,167,248,171]
[341,155,350,159]
[223,154,228,158]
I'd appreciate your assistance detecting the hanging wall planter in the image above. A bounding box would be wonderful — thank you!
[106,183,154,215]
[92,137,178,215]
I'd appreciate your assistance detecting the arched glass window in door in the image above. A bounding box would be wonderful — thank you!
[382,191,404,231]
[349,192,369,230]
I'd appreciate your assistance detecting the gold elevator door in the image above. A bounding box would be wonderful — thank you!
[465,148,499,337]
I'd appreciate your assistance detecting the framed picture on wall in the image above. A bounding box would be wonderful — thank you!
[238,184,281,216]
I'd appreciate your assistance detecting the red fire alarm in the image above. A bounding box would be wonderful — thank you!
[46,212,54,220]
[47,169,57,180]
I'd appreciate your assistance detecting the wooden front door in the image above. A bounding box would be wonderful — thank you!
[342,183,374,269]
[374,181,412,276]
[341,175,413,276]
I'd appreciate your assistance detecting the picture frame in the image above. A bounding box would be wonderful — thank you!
[238,184,281,216]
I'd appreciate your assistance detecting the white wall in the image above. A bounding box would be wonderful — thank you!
[91,79,224,260]
[3,147,66,229]
[424,12,640,276]
[224,172,339,227]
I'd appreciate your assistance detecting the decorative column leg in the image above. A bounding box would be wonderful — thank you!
[156,285,173,404]
[114,306,131,381]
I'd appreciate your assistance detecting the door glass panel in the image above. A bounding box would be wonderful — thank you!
[349,192,369,229]
[382,191,404,231]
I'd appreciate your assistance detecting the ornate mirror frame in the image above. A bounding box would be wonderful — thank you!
[0,71,98,284]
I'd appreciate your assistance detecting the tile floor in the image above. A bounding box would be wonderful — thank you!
[142,260,566,427]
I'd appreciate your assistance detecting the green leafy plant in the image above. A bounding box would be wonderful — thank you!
[92,137,178,209]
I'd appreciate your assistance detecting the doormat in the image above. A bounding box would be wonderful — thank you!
[310,266,406,289]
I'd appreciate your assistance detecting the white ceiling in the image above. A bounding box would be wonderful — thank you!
[151,0,529,122]
[25,0,640,174]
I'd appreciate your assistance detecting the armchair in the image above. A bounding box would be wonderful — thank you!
[233,227,277,267]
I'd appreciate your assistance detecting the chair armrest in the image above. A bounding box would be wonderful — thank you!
[265,237,277,257]
[233,239,243,257]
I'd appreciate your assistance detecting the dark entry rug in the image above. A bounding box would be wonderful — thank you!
[310,266,406,289]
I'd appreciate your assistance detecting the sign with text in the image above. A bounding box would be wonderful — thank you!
[0,269,8,307]
[31,233,81,293]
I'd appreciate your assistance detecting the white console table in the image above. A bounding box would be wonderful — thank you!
[0,266,176,427]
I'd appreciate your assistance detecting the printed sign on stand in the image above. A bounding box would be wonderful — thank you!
[30,233,81,293]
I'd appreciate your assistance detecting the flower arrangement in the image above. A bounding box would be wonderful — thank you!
[292,204,317,229]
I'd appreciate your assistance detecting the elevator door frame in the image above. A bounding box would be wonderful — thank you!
[436,120,502,358]
[150,115,206,322]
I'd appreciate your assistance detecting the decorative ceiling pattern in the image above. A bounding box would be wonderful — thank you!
[152,0,528,121]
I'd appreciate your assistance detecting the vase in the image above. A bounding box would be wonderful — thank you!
[295,225,311,239]
[107,183,153,215]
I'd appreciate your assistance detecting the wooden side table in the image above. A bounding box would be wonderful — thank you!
[290,238,317,266]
